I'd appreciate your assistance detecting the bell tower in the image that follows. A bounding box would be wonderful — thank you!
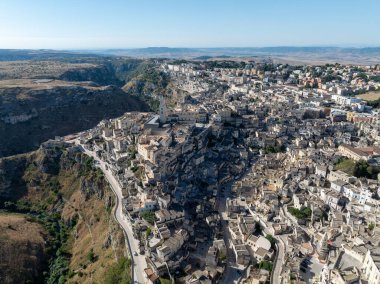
[159,95,167,124]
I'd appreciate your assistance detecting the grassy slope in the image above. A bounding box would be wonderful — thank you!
[356,90,380,101]
[334,158,356,176]
[0,145,131,284]
[0,213,48,284]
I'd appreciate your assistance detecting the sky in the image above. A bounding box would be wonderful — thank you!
[0,0,379,49]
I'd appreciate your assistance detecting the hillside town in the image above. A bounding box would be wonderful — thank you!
[68,61,380,284]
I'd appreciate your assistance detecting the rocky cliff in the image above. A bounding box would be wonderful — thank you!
[0,141,130,284]
[0,58,155,158]
[0,83,149,157]
[59,59,144,87]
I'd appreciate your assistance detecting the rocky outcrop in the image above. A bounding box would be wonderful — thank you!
[0,85,149,157]
[59,66,123,86]
[58,60,145,87]
[79,176,105,200]
[0,58,171,158]
[0,154,28,202]
[1,108,38,124]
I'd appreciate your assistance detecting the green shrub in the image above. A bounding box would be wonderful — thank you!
[47,255,70,284]
[288,207,312,220]
[104,257,131,284]
[139,211,156,225]
[87,248,97,263]
[335,158,380,179]
[146,227,152,238]
[218,251,227,262]
[265,234,276,249]
[159,278,171,284]
[258,260,273,272]
[264,145,286,154]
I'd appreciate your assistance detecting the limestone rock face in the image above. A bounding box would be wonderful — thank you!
[0,85,148,158]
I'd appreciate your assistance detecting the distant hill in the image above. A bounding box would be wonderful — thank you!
[1,47,380,64]
[94,46,380,64]
[193,55,214,60]
[0,49,104,61]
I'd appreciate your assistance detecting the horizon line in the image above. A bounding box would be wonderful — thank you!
[2,45,380,51]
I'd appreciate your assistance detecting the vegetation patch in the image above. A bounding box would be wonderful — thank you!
[218,251,227,263]
[140,210,156,225]
[0,213,48,284]
[334,158,356,176]
[265,234,276,249]
[264,145,286,154]
[0,145,129,283]
[288,207,312,220]
[159,278,171,284]
[146,227,152,238]
[335,158,380,179]
[357,90,380,102]
[258,260,273,272]
[103,256,132,284]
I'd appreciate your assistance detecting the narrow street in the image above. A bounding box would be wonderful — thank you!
[271,235,285,284]
[218,183,242,284]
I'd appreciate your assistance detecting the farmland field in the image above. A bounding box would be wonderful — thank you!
[356,91,380,101]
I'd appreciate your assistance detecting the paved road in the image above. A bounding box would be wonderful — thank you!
[271,235,285,284]
[78,144,148,284]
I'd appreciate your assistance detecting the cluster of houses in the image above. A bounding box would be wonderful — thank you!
[74,60,380,284]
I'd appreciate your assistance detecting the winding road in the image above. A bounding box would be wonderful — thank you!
[77,143,148,284]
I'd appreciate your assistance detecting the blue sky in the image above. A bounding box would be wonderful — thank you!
[0,0,379,49]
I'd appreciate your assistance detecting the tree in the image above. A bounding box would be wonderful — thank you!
[264,145,285,154]
[146,227,152,238]
[301,207,312,217]
[265,234,276,249]
[288,207,312,220]
[354,160,370,178]
[253,222,262,234]
[3,201,15,209]
[355,72,368,82]
[258,260,273,272]
[353,160,380,179]
[139,211,156,225]
[367,99,380,109]
[87,248,97,263]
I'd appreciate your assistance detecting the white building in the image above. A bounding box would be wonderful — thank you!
[156,229,188,261]
[363,249,380,284]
